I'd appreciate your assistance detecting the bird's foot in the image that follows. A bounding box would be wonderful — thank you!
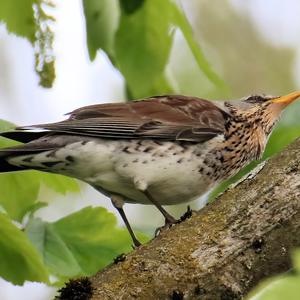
[178,205,194,223]
[154,215,177,237]
[154,206,194,237]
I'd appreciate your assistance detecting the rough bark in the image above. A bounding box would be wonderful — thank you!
[60,138,300,300]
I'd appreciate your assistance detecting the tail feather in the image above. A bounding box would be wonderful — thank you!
[0,155,25,172]
[0,131,49,143]
[0,145,57,173]
[0,131,56,173]
[0,130,79,173]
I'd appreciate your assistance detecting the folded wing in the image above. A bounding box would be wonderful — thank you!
[14,95,228,143]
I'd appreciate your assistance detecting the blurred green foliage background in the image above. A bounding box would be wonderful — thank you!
[0,0,299,299]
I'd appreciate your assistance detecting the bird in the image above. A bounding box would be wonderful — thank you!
[0,91,299,247]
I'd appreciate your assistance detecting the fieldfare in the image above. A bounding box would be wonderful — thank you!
[0,91,299,246]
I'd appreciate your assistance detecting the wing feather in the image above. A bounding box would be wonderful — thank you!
[16,95,229,143]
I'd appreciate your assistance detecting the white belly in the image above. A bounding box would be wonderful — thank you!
[8,138,220,205]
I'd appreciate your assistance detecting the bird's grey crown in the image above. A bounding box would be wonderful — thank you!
[242,94,277,104]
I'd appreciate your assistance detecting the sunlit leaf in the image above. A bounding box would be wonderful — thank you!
[0,170,80,222]
[0,0,35,42]
[0,213,49,285]
[293,250,300,273]
[247,232,300,299]
[171,3,227,91]
[0,119,19,148]
[0,172,41,221]
[0,120,80,221]
[247,275,300,300]
[0,119,15,132]
[114,0,175,98]
[263,126,300,159]
[38,172,80,195]
[26,206,149,279]
[83,0,120,60]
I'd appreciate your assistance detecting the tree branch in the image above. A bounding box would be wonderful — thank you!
[58,138,300,300]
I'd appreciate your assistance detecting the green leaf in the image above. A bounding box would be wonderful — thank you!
[26,206,149,278]
[0,119,19,148]
[114,0,175,98]
[0,213,48,285]
[263,126,300,159]
[247,275,300,300]
[83,0,120,60]
[0,120,80,221]
[119,0,145,15]
[26,217,82,278]
[171,3,227,91]
[0,119,16,132]
[247,250,300,299]
[0,0,35,42]
[293,249,300,273]
[0,171,80,222]
[38,172,80,195]
[0,172,41,222]
[0,170,80,222]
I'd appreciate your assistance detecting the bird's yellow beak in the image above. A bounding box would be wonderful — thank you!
[271,91,300,106]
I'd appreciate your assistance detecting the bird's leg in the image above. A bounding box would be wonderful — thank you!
[144,190,177,226]
[110,194,141,248]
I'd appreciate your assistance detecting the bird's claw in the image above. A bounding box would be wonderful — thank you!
[178,205,194,223]
[154,206,194,237]
[154,216,177,237]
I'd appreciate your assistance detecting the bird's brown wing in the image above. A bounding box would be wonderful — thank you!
[17,95,229,143]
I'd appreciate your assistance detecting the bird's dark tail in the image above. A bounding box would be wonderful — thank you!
[0,156,24,172]
[0,149,26,172]
[0,130,52,173]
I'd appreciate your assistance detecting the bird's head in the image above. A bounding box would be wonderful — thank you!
[221,91,300,161]
[227,91,300,136]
